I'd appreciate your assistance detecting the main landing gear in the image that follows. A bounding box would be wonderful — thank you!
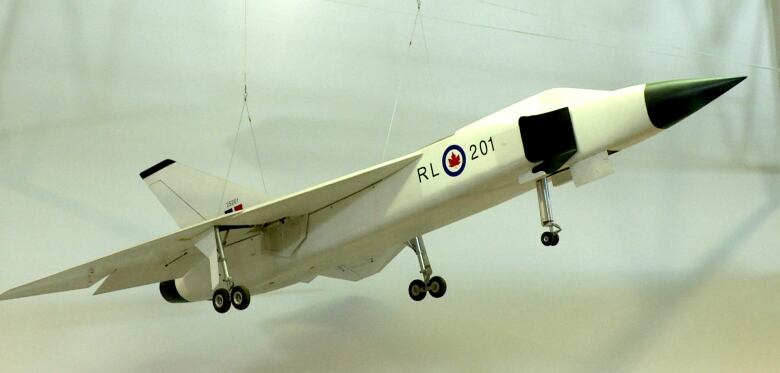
[211,226,251,314]
[406,236,447,301]
[536,177,561,246]
[212,285,251,314]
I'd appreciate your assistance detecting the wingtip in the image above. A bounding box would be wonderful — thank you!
[0,288,20,301]
[139,159,176,179]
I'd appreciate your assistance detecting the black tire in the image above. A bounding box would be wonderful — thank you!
[427,276,447,298]
[212,288,231,314]
[408,279,427,301]
[551,233,560,246]
[541,232,553,246]
[230,285,251,310]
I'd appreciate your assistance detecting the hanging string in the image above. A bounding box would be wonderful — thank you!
[245,103,268,195]
[218,0,268,215]
[219,103,247,215]
[243,0,267,196]
[324,0,779,75]
[243,0,248,92]
[417,7,440,130]
[380,0,422,161]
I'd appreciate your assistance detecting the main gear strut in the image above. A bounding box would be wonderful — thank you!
[406,236,446,301]
[211,226,251,313]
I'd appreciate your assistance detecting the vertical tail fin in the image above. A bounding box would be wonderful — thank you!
[139,159,266,228]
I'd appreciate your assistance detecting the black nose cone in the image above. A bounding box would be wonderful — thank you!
[644,76,746,129]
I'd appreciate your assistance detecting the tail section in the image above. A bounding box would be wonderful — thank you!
[139,159,266,228]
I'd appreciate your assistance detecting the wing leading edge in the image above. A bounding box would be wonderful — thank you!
[0,152,421,300]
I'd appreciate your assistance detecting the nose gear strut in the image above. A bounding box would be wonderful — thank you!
[536,177,561,246]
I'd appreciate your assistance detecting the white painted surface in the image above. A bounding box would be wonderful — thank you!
[0,0,778,372]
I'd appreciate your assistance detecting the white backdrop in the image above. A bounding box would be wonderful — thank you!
[0,1,778,372]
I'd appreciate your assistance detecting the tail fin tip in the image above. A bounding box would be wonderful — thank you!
[140,159,176,179]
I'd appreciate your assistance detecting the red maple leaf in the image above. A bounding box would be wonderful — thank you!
[448,152,461,168]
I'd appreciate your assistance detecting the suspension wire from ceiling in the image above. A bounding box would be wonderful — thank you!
[417,8,441,131]
[218,0,268,215]
[380,0,426,161]
[324,0,779,75]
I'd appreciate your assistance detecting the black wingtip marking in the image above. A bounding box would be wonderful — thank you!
[139,159,175,179]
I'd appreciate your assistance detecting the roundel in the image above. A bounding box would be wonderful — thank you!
[442,144,466,177]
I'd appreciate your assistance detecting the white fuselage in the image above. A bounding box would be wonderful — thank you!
[0,77,742,306]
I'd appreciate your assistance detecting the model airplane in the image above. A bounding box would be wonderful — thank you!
[1,77,745,313]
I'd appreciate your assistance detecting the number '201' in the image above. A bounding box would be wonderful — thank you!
[469,137,495,160]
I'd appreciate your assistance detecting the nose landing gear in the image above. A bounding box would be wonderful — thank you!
[536,177,561,246]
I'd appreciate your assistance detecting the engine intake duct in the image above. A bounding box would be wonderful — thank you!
[159,280,189,303]
[518,107,578,174]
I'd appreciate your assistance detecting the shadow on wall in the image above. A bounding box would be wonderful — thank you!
[773,0,780,74]
[0,270,778,371]
[0,0,20,110]
[585,201,779,372]
[247,272,780,372]
[587,4,780,370]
